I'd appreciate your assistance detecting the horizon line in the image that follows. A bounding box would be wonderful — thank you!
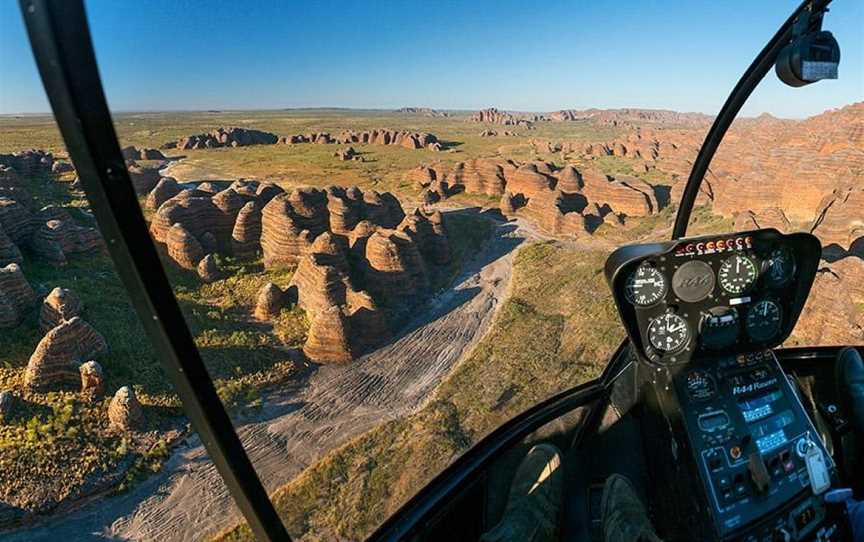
[0,102,857,120]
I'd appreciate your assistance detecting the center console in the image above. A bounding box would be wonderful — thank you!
[675,350,839,541]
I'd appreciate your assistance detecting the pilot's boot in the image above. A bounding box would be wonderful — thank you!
[836,347,864,435]
[480,443,562,542]
[601,474,662,542]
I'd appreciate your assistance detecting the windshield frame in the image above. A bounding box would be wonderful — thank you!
[671,0,834,240]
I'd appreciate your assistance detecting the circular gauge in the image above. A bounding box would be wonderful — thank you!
[686,370,716,401]
[718,254,758,294]
[700,306,740,350]
[672,260,716,302]
[647,313,690,354]
[764,247,795,287]
[625,264,666,306]
[746,300,783,343]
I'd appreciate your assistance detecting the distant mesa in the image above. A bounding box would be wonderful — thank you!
[548,108,714,127]
[396,107,449,117]
[280,129,442,151]
[471,107,540,127]
[162,126,279,150]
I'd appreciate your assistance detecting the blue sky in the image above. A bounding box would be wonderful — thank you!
[1,0,861,117]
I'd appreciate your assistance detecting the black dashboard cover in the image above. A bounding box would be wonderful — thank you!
[604,229,821,366]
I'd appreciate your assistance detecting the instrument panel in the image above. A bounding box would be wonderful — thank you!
[605,229,821,366]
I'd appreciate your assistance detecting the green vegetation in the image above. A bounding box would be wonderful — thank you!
[215,241,621,541]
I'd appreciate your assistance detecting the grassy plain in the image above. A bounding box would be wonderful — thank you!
[0,108,692,531]
[216,242,621,541]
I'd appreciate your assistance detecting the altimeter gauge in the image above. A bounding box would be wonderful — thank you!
[719,254,757,294]
[647,313,690,354]
[625,264,667,306]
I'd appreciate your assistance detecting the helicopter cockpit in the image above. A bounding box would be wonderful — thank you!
[368,1,862,541]
[3,0,859,541]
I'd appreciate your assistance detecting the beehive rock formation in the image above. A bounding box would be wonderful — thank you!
[145,177,181,210]
[24,317,107,391]
[197,254,222,282]
[0,263,35,328]
[39,287,83,333]
[364,230,429,304]
[79,360,104,398]
[108,386,144,431]
[260,194,318,268]
[150,194,225,245]
[0,197,34,245]
[31,218,102,266]
[166,223,205,270]
[254,282,287,321]
[303,306,354,363]
[231,201,262,258]
[127,162,161,195]
[451,159,507,197]
[166,127,278,150]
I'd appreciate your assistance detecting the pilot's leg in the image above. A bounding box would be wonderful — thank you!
[480,443,563,542]
[601,474,663,542]
[836,347,864,436]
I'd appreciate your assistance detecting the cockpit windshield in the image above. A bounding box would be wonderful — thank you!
[0,1,860,540]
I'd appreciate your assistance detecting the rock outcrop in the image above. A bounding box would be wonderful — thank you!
[280,129,441,151]
[39,287,83,333]
[108,386,144,431]
[165,127,278,150]
[79,360,104,398]
[24,317,107,391]
[121,146,166,161]
[197,254,222,282]
[254,282,287,321]
[145,177,181,210]
[471,108,535,126]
